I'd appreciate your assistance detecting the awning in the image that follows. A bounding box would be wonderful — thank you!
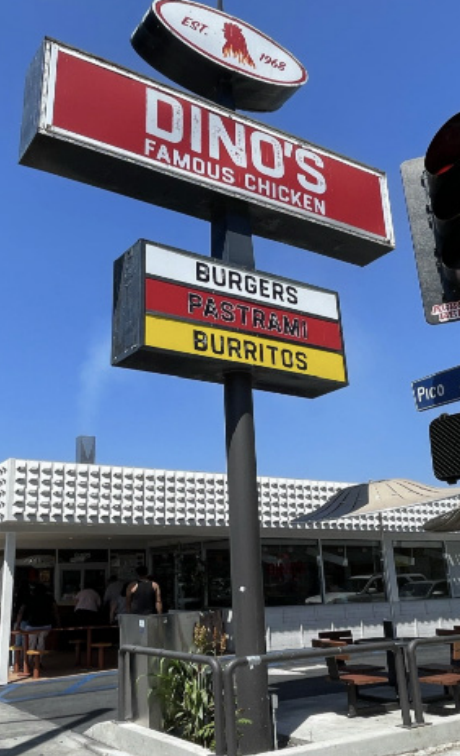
[293,479,460,523]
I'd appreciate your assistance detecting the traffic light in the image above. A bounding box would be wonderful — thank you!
[401,113,460,325]
[429,412,460,484]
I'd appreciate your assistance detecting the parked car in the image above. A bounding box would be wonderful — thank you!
[399,579,450,600]
[305,572,426,605]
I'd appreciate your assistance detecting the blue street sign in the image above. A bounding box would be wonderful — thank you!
[412,365,460,411]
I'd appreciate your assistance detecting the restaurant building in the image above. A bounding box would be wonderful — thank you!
[1,456,460,683]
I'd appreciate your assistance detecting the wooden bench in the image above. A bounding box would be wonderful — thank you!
[90,642,112,669]
[339,671,390,717]
[312,636,384,675]
[318,629,353,640]
[313,633,391,716]
[314,632,354,663]
[418,663,455,674]
[435,629,460,667]
[312,637,351,663]
[419,671,460,713]
[26,649,50,679]
[68,639,85,666]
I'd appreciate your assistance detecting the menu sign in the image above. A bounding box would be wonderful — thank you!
[112,240,348,398]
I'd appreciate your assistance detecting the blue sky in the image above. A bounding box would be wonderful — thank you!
[2,0,460,487]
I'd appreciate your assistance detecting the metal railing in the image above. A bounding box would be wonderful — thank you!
[406,633,460,725]
[221,641,412,756]
[118,644,226,755]
[119,638,413,756]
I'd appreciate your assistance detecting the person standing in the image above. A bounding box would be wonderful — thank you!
[103,575,123,607]
[126,565,162,615]
[14,582,60,651]
[74,583,101,625]
[110,581,130,624]
[102,575,123,622]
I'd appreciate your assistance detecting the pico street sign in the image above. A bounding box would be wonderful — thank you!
[412,365,460,411]
[131,0,307,111]
[19,39,394,266]
[112,240,348,398]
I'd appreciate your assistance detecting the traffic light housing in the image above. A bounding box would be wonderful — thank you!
[430,412,460,484]
[401,113,460,325]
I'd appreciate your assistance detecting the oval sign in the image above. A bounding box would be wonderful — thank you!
[132,0,307,112]
[158,0,306,86]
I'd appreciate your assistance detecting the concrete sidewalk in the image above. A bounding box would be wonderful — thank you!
[86,689,460,756]
[0,700,131,756]
[4,690,460,756]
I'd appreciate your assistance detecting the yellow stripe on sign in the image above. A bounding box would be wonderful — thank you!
[145,316,346,383]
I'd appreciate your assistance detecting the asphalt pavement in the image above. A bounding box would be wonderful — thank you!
[0,670,118,735]
[0,660,341,734]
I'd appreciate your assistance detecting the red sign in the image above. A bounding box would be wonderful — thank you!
[20,40,394,265]
[145,278,343,350]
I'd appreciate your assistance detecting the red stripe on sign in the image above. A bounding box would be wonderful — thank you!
[52,50,387,239]
[145,278,343,351]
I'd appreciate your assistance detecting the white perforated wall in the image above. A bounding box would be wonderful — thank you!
[1,458,459,532]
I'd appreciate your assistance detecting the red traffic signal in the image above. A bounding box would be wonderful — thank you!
[401,114,460,324]
[425,114,460,287]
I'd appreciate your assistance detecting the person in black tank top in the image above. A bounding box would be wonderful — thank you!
[126,565,163,615]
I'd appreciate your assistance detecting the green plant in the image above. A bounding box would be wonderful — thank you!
[154,657,216,749]
[150,621,249,751]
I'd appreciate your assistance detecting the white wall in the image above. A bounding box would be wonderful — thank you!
[260,600,460,651]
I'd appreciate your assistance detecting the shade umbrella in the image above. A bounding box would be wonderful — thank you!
[293,478,460,523]
[423,507,460,532]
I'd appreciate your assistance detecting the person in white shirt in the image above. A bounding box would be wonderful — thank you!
[74,584,101,626]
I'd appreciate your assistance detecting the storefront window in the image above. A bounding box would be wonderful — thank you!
[312,540,384,605]
[61,568,82,601]
[177,550,206,610]
[109,550,145,581]
[207,549,231,607]
[151,551,175,613]
[394,541,449,600]
[59,566,108,601]
[262,541,320,606]
[57,549,109,602]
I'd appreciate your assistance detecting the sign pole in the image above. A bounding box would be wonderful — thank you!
[212,209,273,752]
[223,370,273,753]
[211,46,272,749]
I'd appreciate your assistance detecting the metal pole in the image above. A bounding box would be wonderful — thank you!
[210,148,272,755]
[0,532,16,686]
[393,645,413,728]
[224,372,272,753]
[210,169,272,753]
[208,14,271,750]
[210,202,273,751]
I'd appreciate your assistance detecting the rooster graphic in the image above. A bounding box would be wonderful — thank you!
[222,23,255,68]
